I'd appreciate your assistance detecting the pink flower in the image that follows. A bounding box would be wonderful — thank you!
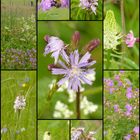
[125,30,136,47]
[133,126,139,134]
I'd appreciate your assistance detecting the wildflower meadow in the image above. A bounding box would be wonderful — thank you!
[1,71,36,140]
[38,0,69,20]
[104,71,139,140]
[1,0,36,69]
[104,0,139,69]
[38,21,102,119]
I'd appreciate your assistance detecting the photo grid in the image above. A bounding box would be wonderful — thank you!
[1,0,139,140]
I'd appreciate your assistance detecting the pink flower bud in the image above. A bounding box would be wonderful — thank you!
[86,39,100,52]
[72,31,80,46]
[44,35,49,42]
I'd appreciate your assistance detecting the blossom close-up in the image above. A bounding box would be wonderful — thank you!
[51,50,96,92]
[79,0,98,15]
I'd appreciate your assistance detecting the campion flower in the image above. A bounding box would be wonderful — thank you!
[125,30,136,47]
[51,50,96,92]
[44,36,69,64]
[79,0,98,15]
[13,95,26,112]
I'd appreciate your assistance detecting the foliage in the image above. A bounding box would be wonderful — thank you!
[1,71,36,140]
[71,0,102,20]
[38,120,69,140]
[104,71,139,140]
[104,0,139,69]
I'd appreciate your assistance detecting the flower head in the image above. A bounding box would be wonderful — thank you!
[51,50,96,91]
[79,0,98,15]
[124,134,131,140]
[38,0,52,11]
[13,95,26,112]
[44,36,69,64]
[125,30,136,47]
[113,104,119,112]
[133,126,139,134]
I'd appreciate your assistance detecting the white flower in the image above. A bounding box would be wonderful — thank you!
[13,95,26,112]
[44,36,69,64]
[81,96,98,115]
[53,101,73,118]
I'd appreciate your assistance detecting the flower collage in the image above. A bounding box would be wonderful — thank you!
[1,0,139,140]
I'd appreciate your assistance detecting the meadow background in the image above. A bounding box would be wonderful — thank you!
[71,120,102,140]
[1,0,36,69]
[104,0,139,69]
[38,21,103,119]
[104,71,139,140]
[1,71,36,140]
[71,0,102,20]
[38,120,69,140]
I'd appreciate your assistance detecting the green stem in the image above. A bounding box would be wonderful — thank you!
[120,0,126,69]
[106,49,111,69]
[76,88,80,119]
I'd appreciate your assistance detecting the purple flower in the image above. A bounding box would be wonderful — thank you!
[109,87,115,94]
[61,0,69,7]
[51,50,96,91]
[126,87,133,99]
[79,0,98,15]
[114,75,120,81]
[125,104,132,116]
[106,79,114,87]
[44,36,69,64]
[113,104,119,112]
[38,0,52,11]
[118,81,123,86]
[133,126,139,134]
[124,134,131,140]
[125,30,136,47]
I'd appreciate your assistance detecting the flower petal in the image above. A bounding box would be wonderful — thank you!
[79,52,91,64]
[52,68,68,75]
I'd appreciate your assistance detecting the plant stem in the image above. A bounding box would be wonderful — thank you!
[76,88,80,119]
[120,0,126,68]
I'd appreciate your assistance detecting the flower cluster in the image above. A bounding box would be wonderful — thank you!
[38,0,69,11]
[71,127,96,140]
[44,31,99,92]
[1,48,36,69]
[104,71,139,139]
[53,101,73,118]
[48,79,98,118]
[13,95,26,112]
[79,0,98,15]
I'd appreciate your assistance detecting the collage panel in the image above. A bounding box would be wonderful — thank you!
[104,0,139,69]
[37,0,69,20]
[104,71,139,139]
[1,0,36,69]
[71,120,102,140]
[1,71,36,140]
[71,0,103,20]
[38,120,69,140]
[38,21,103,119]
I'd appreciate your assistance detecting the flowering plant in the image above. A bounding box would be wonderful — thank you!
[104,71,139,140]
[71,0,102,20]
[43,31,100,119]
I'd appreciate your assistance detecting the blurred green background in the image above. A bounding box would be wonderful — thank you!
[104,0,139,69]
[1,71,36,140]
[38,120,69,140]
[38,21,103,119]
[71,120,102,140]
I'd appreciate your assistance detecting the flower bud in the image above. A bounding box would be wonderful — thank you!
[86,39,100,52]
[48,64,57,71]
[44,35,49,42]
[72,31,80,46]
[136,38,139,43]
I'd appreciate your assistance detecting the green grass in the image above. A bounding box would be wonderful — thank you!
[38,8,69,20]
[1,71,36,140]
[38,120,69,140]
[71,120,102,139]
[38,21,103,119]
